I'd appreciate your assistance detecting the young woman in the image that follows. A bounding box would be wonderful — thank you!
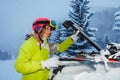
[14,17,79,80]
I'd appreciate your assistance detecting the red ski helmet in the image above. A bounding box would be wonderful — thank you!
[32,17,57,33]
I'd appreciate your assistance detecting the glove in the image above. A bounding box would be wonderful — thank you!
[71,31,80,41]
[108,51,120,59]
[99,50,109,62]
[41,57,60,69]
[95,55,102,62]
[100,49,110,55]
[95,50,110,62]
[94,50,108,63]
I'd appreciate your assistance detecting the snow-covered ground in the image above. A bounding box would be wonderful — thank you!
[0,60,120,80]
[0,60,21,80]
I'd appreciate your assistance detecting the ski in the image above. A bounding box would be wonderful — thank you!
[59,56,120,63]
[62,20,110,71]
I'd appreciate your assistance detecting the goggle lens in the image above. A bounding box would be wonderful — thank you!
[51,20,56,26]
[50,20,57,30]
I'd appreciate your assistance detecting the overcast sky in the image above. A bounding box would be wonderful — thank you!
[0,0,120,55]
[89,0,120,8]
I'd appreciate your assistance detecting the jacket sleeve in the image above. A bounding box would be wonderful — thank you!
[14,45,43,74]
[58,36,74,52]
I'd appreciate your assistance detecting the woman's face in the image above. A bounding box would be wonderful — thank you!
[41,25,52,39]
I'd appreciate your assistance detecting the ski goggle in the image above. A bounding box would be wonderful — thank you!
[33,20,57,30]
[50,20,57,30]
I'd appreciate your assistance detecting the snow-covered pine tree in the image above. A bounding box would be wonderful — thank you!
[113,9,120,43]
[67,0,96,54]
[104,35,110,48]
[49,22,63,43]
[113,11,120,31]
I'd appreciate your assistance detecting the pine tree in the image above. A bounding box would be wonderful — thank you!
[67,0,95,54]
[113,11,120,31]
[104,35,110,48]
[49,22,63,43]
[112,9,120,43]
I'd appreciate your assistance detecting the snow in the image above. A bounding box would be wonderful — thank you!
[113,26,120,31]
[88,27,98,32]
[73,64,120,80]
[114,11,120,17]
[88,32,95,36]
[115,21,120,25]
[115,16,120,21]
[90,36,96,41]
[0,60,120,80]
[54,62,120,80]
[75,40,86,45]
[54,65,93,80]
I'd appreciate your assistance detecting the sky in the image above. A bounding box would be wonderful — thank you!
[0,0,120,56]
[89,0,120,9]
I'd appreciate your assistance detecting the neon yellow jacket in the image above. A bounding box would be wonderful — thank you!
[14,36,73,80]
